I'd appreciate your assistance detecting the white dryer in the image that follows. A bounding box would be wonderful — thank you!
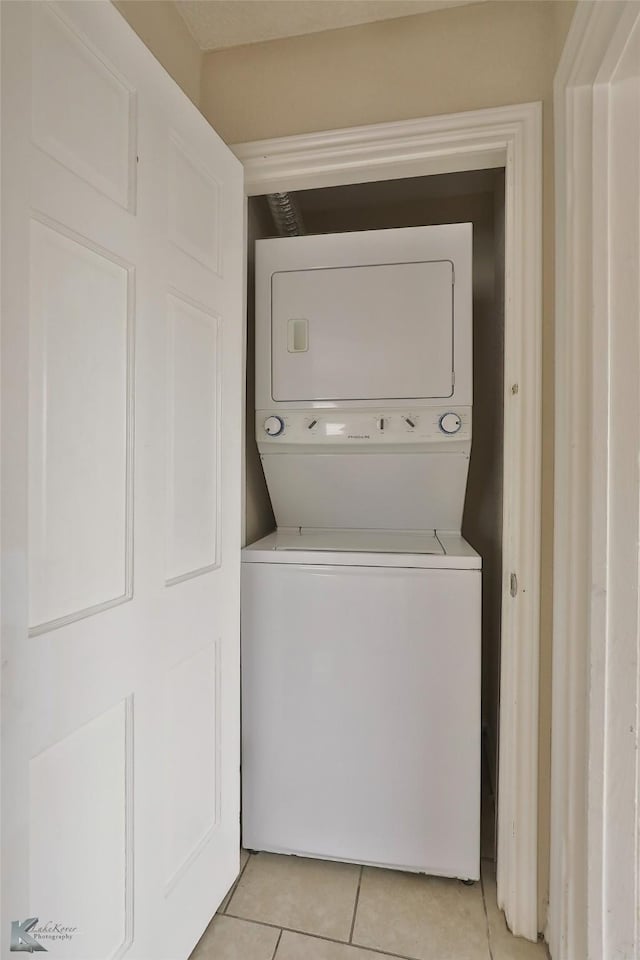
[242,224,481,880]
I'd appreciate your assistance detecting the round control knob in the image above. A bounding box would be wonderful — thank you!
[439,412,462,435]
[264,415,285,437]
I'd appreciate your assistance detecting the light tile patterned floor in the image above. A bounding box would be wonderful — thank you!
[190,773,546,960]
[190,815,549,960]
[190,855,548,960]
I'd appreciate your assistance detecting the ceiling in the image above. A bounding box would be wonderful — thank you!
[175,0,484,52]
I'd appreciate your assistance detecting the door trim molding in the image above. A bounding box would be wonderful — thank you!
[550,3,640,958]
[233,101,543,940]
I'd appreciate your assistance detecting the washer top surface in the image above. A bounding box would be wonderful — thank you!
[242,528,481,570]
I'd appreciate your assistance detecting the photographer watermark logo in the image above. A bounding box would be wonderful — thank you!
[11,918,79,952]
[10,919,46,953]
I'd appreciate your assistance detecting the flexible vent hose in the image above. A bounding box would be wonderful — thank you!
[267,192,305,237]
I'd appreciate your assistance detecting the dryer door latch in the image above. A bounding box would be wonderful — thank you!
[510,573,518,598]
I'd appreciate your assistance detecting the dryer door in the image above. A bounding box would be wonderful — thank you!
[271,259,454,402]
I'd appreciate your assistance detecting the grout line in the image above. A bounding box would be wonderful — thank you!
[270,929,283,960]
[224,911,425,960]
[222,850,253,915]
[480,865,495,960]
[349,865,364,943]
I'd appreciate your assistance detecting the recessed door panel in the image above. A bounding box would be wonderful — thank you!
[165,641,220,894]
[169,134,221,274]
[28,218,132,633]
[29,699,132,959]
[271,260,453,401]
[31,3,135,210]
[165,293,220,585]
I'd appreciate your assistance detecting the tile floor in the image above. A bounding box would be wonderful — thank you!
[190,791,549,960]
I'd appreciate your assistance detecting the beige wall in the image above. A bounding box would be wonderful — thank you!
[201,1,567,144]
[200,0,576,930]
[114,1,203,107]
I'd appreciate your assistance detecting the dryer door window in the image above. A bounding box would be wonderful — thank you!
[271,259,454,402]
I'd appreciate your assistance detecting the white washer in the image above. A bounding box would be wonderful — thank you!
[242,529,481,879]
[242,223,481,880]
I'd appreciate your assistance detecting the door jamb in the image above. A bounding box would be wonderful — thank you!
[550,3,640,958]
[233,101,543,940]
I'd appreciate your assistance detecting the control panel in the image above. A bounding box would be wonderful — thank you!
[257,407,471,445]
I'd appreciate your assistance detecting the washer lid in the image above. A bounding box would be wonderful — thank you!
[272,528,443,554]
[242,529,481,569]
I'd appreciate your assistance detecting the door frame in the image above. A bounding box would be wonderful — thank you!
[549,3,640,958]
[233,101,543,941]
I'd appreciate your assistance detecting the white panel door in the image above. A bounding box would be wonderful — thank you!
[1,3,244,958]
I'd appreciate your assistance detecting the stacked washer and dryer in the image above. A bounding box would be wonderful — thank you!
[241,223,481,882]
